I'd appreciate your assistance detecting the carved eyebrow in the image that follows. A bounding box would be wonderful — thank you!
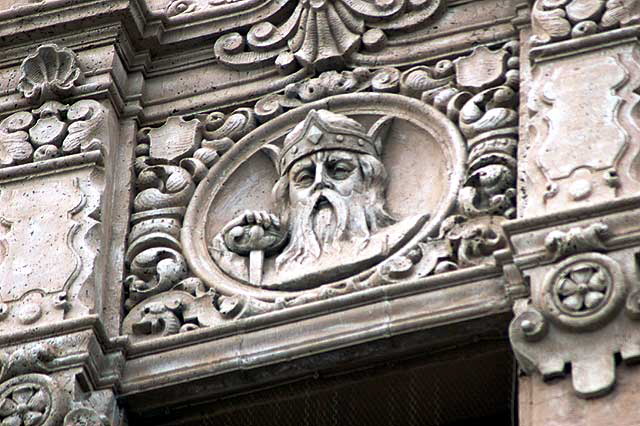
[327,151,356,163]
[290,158,314,175]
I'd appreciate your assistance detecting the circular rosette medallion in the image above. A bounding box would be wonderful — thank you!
[540,252,627,331]
[0,374,66,426]
[182,93,466,301]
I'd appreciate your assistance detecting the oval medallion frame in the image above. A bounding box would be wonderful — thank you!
[182,93,467,301]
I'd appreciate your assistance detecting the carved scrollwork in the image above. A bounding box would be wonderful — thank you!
[124,109,258,322]
[165,0,250,17]
[214,0,444,72]
[531,0,640,45]
[0,100,105,169]
[124,40,520,340]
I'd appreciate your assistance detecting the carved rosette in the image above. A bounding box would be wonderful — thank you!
[509,249,640,398]
[0,374,66,426]
[542,253,625,329]
[124,41,520,341]
[0,340,121,426]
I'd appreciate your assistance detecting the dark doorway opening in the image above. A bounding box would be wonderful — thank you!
[147,341,515,426]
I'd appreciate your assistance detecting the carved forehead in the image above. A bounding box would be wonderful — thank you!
[288,150,358,174]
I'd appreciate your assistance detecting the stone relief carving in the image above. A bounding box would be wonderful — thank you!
[3,44,103,168]
[510,251,640,398]
[0,100,105,167]
[214,0,444,71]
[531,0,640,45]
[0,43,108,332]
[544,222,609,260]
[165,0,262,17]
[0,373,67,426]
[525,43,640,213]
[123,41,519,341]
[210,109,418,290]
[0,341,119,426]
[18,44,84,104]
[0,155,104,330]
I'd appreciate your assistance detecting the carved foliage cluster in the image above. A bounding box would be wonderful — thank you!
[124,110,259,339]
[0,100,104,168]
[2,44,103,168]
[124,41,520,341]
[532,0,640,45]
[214,0,444,71]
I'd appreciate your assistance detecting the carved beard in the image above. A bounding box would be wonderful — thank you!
[275,189,374,271]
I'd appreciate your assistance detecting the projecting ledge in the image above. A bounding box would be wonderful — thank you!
[119,269,513,399]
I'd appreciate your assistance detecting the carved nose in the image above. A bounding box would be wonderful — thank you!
[312,167,333,190]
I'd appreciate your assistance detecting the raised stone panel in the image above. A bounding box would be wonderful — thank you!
[522,40,640,216]
[0,154,104,331]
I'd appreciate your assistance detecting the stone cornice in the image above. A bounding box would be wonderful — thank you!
[120,269,511,393]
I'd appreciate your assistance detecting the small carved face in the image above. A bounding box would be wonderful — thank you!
[287,150,362,206]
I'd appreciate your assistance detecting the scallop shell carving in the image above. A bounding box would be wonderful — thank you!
[18,44,84,103]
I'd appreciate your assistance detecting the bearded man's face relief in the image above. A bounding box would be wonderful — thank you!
[275,149,395,272]
[211,109,408,289]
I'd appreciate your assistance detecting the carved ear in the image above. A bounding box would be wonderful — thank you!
[261,143,281,172]
[368,116,394,156]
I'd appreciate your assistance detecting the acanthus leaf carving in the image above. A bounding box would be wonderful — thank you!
[61,100,106,155]
[0,113,34,168]
[531,0,640,45]
[214,0,444,72]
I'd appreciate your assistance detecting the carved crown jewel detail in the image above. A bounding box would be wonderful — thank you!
[277,109,393,175]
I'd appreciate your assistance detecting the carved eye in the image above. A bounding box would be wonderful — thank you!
[328,160,355,180]
[293,168,314,187]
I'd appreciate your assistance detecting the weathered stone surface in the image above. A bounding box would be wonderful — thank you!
[0,156,104,332]
[522,39,640,216]
[3,0,640,424]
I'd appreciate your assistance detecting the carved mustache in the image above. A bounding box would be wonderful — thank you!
[297,189,348,258]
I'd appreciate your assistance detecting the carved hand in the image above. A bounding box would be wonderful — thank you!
[222,210,287,256]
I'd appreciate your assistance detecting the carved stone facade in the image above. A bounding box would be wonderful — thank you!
[0,0,638,424]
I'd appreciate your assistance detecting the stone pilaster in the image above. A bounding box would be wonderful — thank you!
[512,3,640,422]
[0,42,129,425]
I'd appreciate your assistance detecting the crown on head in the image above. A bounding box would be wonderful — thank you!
[278,110,393,176]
